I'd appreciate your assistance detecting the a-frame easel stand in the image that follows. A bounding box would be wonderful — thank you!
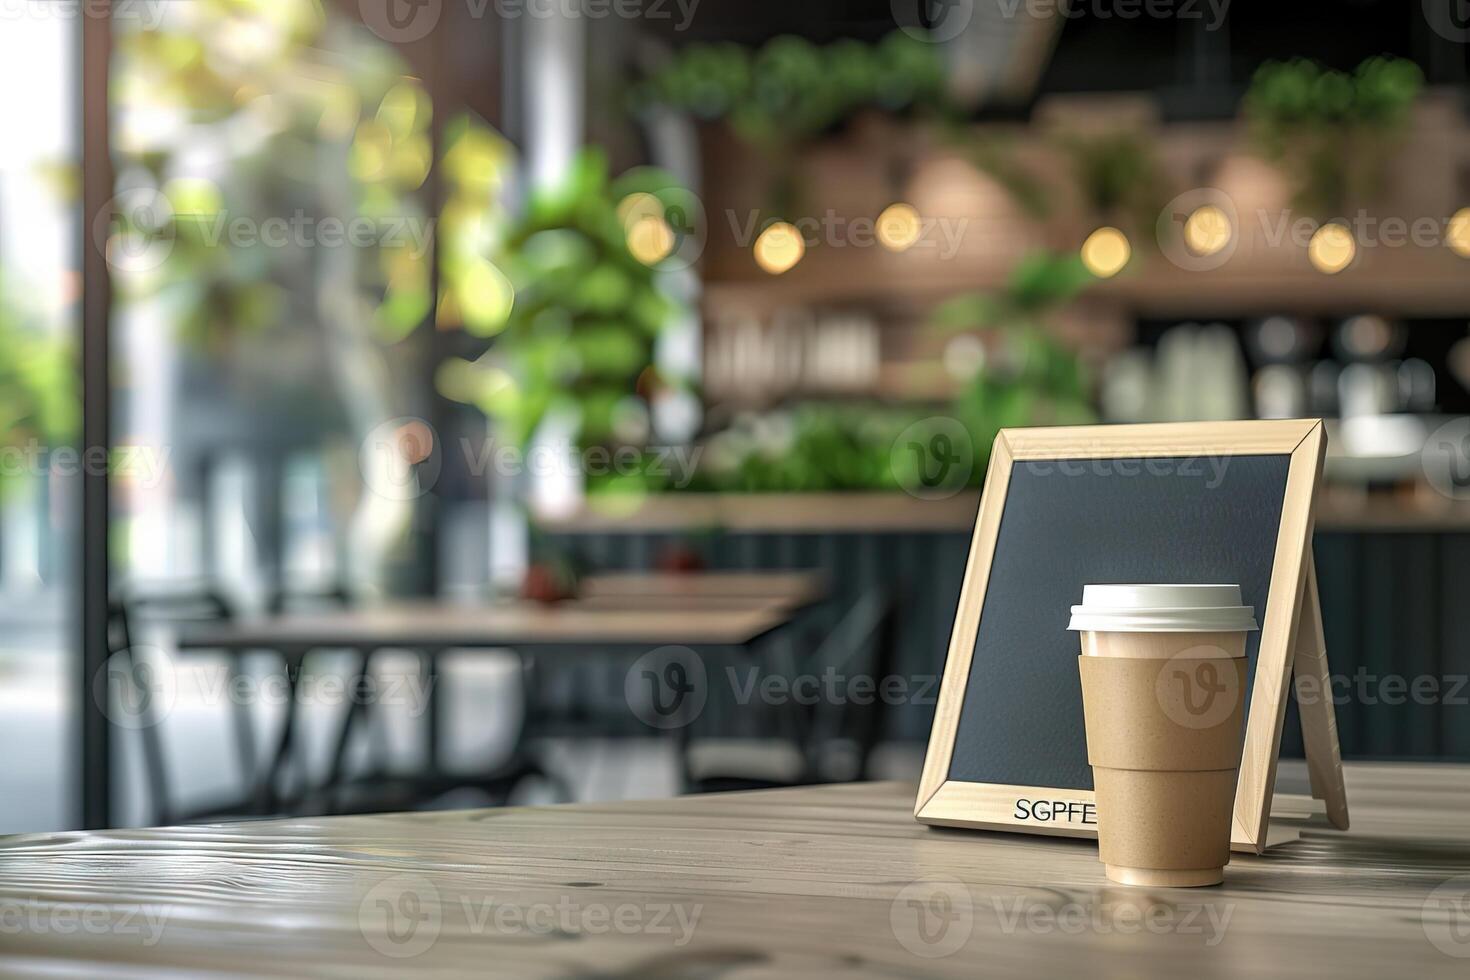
[1292,557,1350,831]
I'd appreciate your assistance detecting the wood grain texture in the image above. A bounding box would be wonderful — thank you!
[1235,419,1326,848]
[915,432,1014,817]
[0,762,1466,978]
[175,599,801,651]
[1294,559,1350,831]
[539,492,984,533]
[578,571,826,605]
[1001,418,1318,460]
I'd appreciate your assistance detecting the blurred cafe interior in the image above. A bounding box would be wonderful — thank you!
[1,0,1469,832]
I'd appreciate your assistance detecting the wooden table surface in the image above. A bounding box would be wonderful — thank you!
[174,572,825,651]
[175,600,801,651]
[576,570,829,602]
[1,762,1468,978]
[577,571,825,604]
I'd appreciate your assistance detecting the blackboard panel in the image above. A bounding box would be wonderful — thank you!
[946,454,1291,789]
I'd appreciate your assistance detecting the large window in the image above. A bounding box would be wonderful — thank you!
[0,10,79,832]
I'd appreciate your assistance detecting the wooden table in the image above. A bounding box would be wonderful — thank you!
[175,598,807,651]
[173,571,828,651]
[578,570,826,604]
[3,762,1467,977]
[153,573,832,818]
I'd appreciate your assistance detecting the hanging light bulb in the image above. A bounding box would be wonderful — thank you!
[1446,207,1470,258]
[1183,204,1232,257]
[626,215,675,265]
[1080,226,1130,278]
[876,202,922,252]
[753,221,805,275]
[1308,222,1355,274]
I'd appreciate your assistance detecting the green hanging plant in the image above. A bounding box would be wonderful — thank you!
[437,148,688,451]
[934,251,1097,453]
[1243,56,1423,216]
[631,31,948,218]
[633,31,947,146]
[1054,128,1166,237]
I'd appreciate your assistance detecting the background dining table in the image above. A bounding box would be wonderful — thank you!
[127,570,835,819]
[0,760,1467,977]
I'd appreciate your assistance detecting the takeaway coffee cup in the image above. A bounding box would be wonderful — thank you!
[1069,584,1257,887]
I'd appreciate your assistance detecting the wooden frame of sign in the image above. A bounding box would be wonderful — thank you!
[914,419,1349,853]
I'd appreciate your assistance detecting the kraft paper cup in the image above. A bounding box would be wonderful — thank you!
[1069,584,1256,888]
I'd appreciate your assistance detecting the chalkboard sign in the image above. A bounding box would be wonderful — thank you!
[915,420,1339,852]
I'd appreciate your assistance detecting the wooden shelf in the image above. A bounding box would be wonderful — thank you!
[542,492,981,533]
[697,93,1470,318]
[543,489,1470,534]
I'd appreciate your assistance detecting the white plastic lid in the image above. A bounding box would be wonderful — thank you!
[1067,584,1258,633]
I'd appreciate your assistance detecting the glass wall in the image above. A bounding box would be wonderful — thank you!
[0,9,78,832]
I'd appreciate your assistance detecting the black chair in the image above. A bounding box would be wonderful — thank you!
[109,580,365,823]
[316,645,572,815]
[106,585,248,824]
[685,588,897,793]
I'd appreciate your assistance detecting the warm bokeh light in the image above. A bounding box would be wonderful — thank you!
[616,192,662,227]
[876,202,922,252]
[1341,314,1392,358]
[1080,226,1130,278]
[458,259,515,333]
[627,214,675,265]
[393,420,434,465]
[1447,207,1470,258]
[1183,204,1231,256]
[1308,222,1356,274]
[754,221,805,274]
